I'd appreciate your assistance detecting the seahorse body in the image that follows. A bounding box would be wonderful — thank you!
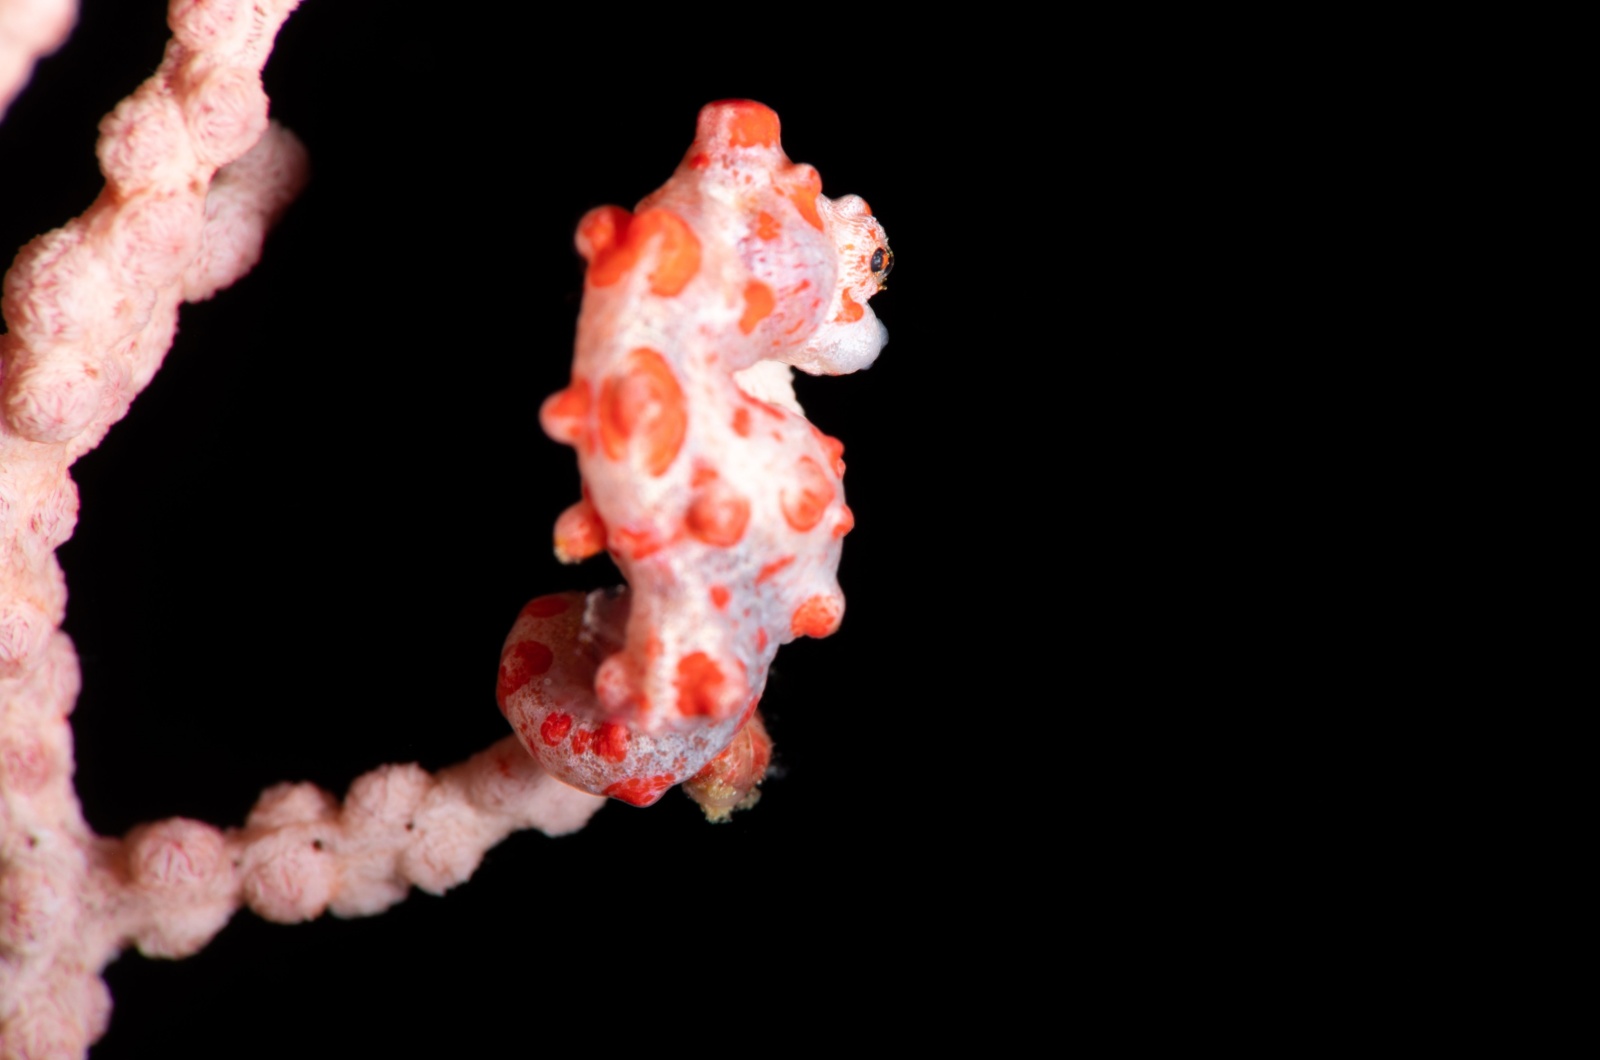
[497,101,891,812]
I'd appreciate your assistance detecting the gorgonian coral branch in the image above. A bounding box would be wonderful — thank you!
[0,2,320,1053]
[0,0,75,122]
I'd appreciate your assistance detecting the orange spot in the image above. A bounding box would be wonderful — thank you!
[611,525,664,559]
[644,635,663,660]
[604,774,677,807]
[725,101,780,147]
[545,379,590,420]
[539,378,591,446]
[732,407,751,436]
[553,500,606,564]
[582,207,701,296]
[586,237,640,287]
[676,653,727,717]
[814,431,846,476]
[577,205,632,266]
[598,347,687,476]
[691,466,718,487]
[688,152,709,169]
[754,211,781,240]
[756,628,768,652]
[781,457,835,532]
[594,722,629,763]
[836,289,864,323]
[791,595,843,639]
[686,479,751,547]
[571,729,593,755]
[515,641,554,675]
[833,504,855,538]
[540,713,572,746]
[740,280,775,334]
[520,595,571,619]
[710,585,731,609]
[495,640,553,705]
[783,166,824,230]
[633,209,701,296]
[756,555,794,584]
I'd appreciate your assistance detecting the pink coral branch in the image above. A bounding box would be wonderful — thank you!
[0,2,311,1048]
[0,1,554,1053]
[0,0,74,122]
[3,637,600,1051]
[0,0,603,1042]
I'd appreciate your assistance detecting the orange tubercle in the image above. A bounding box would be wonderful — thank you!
[540,713,572,746]
[723,100,781,147]
[832,504,855,538]
[582,206,701,297]
[686,479,751,547]
[598,347,687,476]
[576,205,632,264]
[836,289,864,323]
[676,652,728,717]
[813,430,846,476]
[553,500,607,564]
[740,280,775,334]
[610,525,665,559]
[782,166,825,230]
[579,206,643,287]
[594,722,630,763]
[539,378,591,446]
[780,456,835,532]
[634,209,701,296]
[791,594,843,639]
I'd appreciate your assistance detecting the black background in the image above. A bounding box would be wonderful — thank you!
[1,2,1031,1053]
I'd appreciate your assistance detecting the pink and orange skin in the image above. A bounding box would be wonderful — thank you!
[495,101,891,815]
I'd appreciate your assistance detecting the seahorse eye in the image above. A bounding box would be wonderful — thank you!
[870,247,893,289]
